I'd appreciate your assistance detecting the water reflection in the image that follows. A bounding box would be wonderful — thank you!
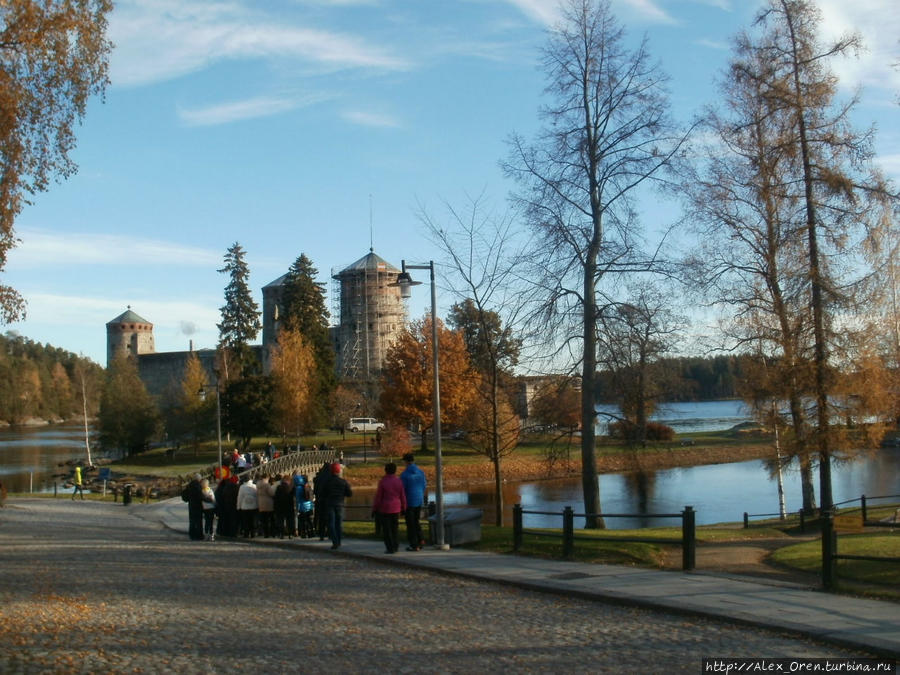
[428,449,900,529]
[0,425,101,492]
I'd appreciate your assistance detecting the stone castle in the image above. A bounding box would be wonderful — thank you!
[107,250,407,399]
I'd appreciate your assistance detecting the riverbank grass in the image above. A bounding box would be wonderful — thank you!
[770,534,900,598]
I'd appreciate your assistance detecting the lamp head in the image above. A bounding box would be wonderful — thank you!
[392,271,421,299]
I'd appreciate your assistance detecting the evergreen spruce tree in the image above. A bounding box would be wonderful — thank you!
[217,242,261,378]
[280,253,336,425]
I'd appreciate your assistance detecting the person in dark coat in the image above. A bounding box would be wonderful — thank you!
[215,476,240,537]
[182,473,205,541]
[273,474,296,538]
[324,463,352,550]
[313,461,332,541]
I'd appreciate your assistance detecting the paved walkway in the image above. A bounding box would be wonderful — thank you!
[148,498,899,659]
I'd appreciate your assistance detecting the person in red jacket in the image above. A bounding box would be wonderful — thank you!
[372,462,407,554]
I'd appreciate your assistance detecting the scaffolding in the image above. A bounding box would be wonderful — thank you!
[331,251,405,382]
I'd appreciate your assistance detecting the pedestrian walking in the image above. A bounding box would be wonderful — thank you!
[400,453,427,550]
[372,462,406,554]
[324,463,352,550]
[71,465,85,500]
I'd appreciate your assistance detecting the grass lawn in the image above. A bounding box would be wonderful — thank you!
[770,533,900,599]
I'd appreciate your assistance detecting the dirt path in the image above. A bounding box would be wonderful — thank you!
[662,535,821,586]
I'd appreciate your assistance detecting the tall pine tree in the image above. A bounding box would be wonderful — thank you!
[280,253,335,425]
[218,242,261,379]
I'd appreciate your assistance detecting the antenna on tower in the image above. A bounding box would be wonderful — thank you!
[369,194,374,252]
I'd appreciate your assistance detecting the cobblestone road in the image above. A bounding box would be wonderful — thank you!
[0,499,877,674]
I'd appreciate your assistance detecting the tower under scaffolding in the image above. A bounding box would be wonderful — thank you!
[331,250,405,382]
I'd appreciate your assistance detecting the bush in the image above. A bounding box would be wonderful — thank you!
[608,420,674,442]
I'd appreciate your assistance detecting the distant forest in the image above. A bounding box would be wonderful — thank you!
[0,329,751,424]
[0,333,104,425]
[595,354,751,404]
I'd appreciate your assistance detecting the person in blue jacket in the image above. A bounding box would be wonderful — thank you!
[400,453,427,551]
[293,472,314,538]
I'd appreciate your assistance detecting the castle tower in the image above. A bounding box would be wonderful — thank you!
[261,272,288,348]
[106,307,155,366]
[331,250,405,381]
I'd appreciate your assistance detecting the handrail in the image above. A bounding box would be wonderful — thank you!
[217,450,340,483]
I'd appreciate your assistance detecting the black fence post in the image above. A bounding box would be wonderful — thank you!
[743,512,749,529]
[860,494,867,523]
[821,510,837,590]
[563,506,574,559]
[513,504,523,552]
[682,506,696,571]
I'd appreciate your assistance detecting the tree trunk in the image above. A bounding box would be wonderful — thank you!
[782,0,833,510]
[581,258,603,529]
[492,455,503,527]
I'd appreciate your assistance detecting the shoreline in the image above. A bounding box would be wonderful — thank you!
[343,441,779,490]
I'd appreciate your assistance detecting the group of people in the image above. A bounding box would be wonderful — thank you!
[181,452,428,554]
[226,441,335,473]
[373,453,427,554]
[182,470,315,542]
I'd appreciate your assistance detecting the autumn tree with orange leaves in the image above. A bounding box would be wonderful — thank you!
[270,328,317,444]
[380,316,476,451]
[0,0,113,323]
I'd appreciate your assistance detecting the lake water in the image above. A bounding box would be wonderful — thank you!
[5,403,899,529]
[0,424,106,493]
[595,399,751,434]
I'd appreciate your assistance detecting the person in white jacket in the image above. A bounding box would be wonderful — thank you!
[237,476,258,538]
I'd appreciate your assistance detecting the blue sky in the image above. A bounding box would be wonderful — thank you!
[5,0,899,366]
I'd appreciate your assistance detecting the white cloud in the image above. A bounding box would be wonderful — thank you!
[9,229,223,269]
[875,153,900,180]
[689,0,732,10]
[695,38,729,51]
[501,0,563,26]
[618,0,677,25]
[22,292,222,355]
[502,0,678,27]
[815,0,900,96]
[178,93,328,126]
[340,109,401,128]
[109,0,409,87]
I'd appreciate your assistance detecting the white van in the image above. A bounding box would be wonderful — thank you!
[347,417,385,433]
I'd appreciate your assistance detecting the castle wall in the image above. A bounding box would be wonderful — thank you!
[137,346,265,402]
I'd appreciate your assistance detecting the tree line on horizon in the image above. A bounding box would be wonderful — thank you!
[0,332,104,425]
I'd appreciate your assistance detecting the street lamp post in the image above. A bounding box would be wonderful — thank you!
[392,260,448,550]
[199,371,223,481]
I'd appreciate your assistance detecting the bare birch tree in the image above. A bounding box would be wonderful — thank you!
[503,0,688,527]
[421,193,525,525]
